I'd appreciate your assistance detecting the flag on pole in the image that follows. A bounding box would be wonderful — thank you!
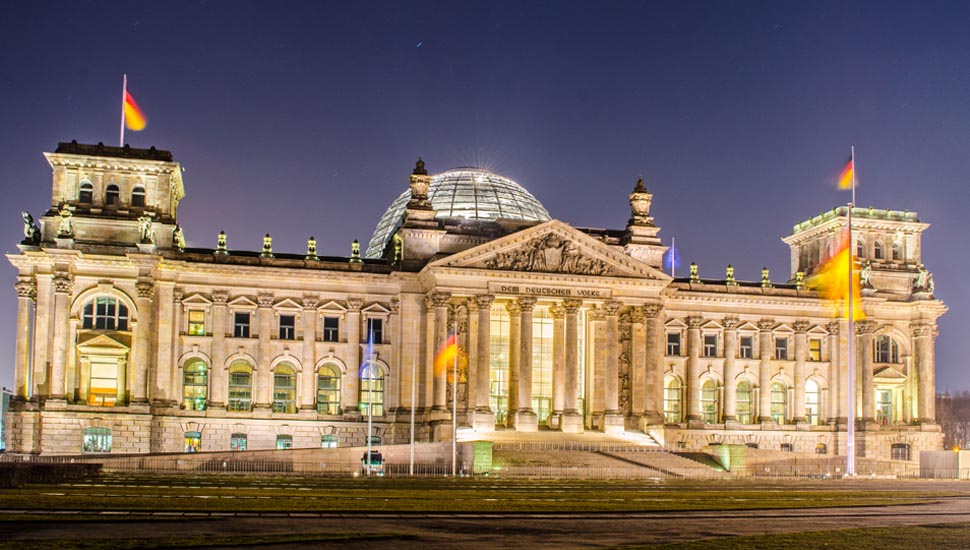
[837,156,854,190]
[124,88,147,131]
[810,232,865,321]
[434,333,458,376]
[665,238,680,275]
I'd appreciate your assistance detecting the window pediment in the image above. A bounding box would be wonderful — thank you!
[77,332,131,354]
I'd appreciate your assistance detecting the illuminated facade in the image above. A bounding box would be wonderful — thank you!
[6,142,946,460]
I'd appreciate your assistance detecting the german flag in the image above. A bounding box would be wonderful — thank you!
[434,333,458,376]
[810,232,865,320]
[124,89,146,131]
[837,157,854,190]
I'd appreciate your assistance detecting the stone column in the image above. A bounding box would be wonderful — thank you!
[255,293,274,410]
[793,320,810,424]
[758,319,775,423]
[31,275,51,397]
[826,321,840,424]
[642,304,664,425]
[208,291,228,409]
[430,292,451,412]
[603,301,624,433]
[629,308,647,421]
[562,299,583,433]
[344,297,364,414]
[465,299,479,418]
[514,297,538,432]
[386,298,400,413]
[132,281,155,404]
[550,304,566,429]
[857,320,876,423]
[300,296,319,412]
[473,294,495,430]
[685,316,704,423]
[506,301,521,428]
[722,317,740,423]
[913,322,937,423]
[153,282,175,405]
[49,274,73,401]
[13,279,36,400]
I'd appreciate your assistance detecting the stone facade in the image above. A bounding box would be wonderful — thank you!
[6,142,946,462]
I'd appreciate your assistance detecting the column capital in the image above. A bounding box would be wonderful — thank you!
[302,295,319,310]
[389,297,400,314]
[346,297,364,312]
[721,316,740,330]
[855,320,877,335]
[629,308,645,323]
[825,321,840,335]
[15,279,36,299]
[604,300,622,317]
[793,320,810,334]
[258,293,275,308]
[757,318,775,332]
[549,305,566,319]
[643,303,663,318]
[429,291,452,308]
[52,274,73,294]
[686,315,704,329]
[506,301,521,316]
[563,299,583,314]
[474,294,496,309]
[518,296,537,311]
[137,281,157,300]
[910,321,936,338]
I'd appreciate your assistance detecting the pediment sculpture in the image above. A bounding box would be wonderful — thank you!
[483,233,615,276]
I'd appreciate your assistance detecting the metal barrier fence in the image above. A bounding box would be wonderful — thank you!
[492,441,665,452]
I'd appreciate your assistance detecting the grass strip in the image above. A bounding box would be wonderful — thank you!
[0,532,410,550]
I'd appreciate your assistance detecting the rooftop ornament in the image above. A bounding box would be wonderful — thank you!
[306,236,318,261]
[761,267,772,288]
[795,271,806,290]
[215,230,228,255]
[261,234,273,258]
[689,262,700,284]
[725,265,737,286]
[350,239,363,264]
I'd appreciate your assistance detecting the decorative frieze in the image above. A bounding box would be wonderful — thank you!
[483,233,615,276]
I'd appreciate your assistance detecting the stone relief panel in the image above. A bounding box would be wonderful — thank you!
[482,233,616,276]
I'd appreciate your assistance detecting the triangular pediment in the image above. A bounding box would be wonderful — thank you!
[318,300,347,313]
[428,220,670,280]
[182,293,212,307]
[228,296,258,308]
[874,366,907,380]
[737,321,759,332]
[362,303,391,315]
[274,298,303,310]
[77,332,131,352]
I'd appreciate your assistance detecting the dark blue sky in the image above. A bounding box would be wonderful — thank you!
[1,1,968,390]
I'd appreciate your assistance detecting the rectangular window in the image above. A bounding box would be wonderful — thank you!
[703,334,717,357]
[666,333,681,356]
[89,362,118,406]
[279,314,296,340]
[321,435,338,448]
[230,434,247,451]
[809,338,822,362]
[184,431,202,453]
[276,435,293,450]
[233,312,250,338]
[739,336,754,359]
[774,337,789,360]
[188,310,206,336]
[323,316,340,342]
[365,318,383,343]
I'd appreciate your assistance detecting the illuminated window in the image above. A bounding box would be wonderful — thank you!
[770,382,788,424]
[874,336,899,363]
[230,433,247,451]
[700,379,718,424]
[82,297,129,331]
[276,435,293,450]
[182,360,207,411]
[891,443,910,461]
[365,318,383,343]
[367,435,382,445]
[316,364,341,414]
[228,362,253,412]
[774,337,789,360]
[703,334,717,357]
[359,364,384,416]
[809,338,822,362]
[184,431,201,453]
[805,380,820,425]
[490,308,510,426]
[816,443,828,455]
[88,362,118,406]
[105,184,120,206]
[666,333,681,356]
[233,312,250,338]
[273,365,297,414]
[736,380,753,424]
[532,309,554,424]
[321,434,338,448]
[131,186,146,208]
[892,241,902,261]
[877,389,894,425]
[79,182,93,203]
[279,314,295,340]
[663,377,682,423]
[188,310,206,336]
[739,336,753,359]
[323,316,340,342]
[82,427,112,453]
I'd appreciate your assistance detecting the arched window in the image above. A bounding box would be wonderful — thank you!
[276,434,293,449]
[321,434,339,448]
[874,336,899,363]
[805,380,820,425]
[273,364,297,414]
[736,380,754,424]
[856,238,865,259]
[663,376,682,423]
[131,186,146,208]
[182,360,208,411]
[79,182,93,203]
[82,427,112,453]
[359,363,384,416]
[316,364,341,414]
[105,184,120,206]
[770,382,788,424]
[874,241,884,260]
[700,379,718,424]
[230,433,247,451]
[891,443,910,461]
[228,362,253,412]
[892,241,902,261]
[82,297,129,331]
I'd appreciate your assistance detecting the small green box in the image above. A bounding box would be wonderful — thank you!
[473,441,493,475]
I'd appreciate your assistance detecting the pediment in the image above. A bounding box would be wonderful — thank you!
[77,332,131,352]
[665,318,688,329]
[874,366,907,380]
[317,300,347,313]
[362,303,391,315]
[228,296,258,308]
[807,325,830,335]
[737,321,760,332]
[701,320,722,330]
[274,298,303,310]
[182,293,212,307]
[428,220,670,280]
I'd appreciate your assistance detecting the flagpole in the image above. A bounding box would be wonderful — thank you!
[671,237,676,278]
[119,74,127,147]
[846,145,856,477]
[452,320,458,477]
[365,329,373,477]
[409,320,416,476]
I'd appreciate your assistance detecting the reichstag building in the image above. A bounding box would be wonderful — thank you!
[6,142,945,461]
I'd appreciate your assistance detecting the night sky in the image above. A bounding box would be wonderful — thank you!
[1,2,967,391]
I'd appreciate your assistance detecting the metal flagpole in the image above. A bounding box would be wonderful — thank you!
[671,237,676,278]
[119,74,127,147]
[452,320,458,476]
[846,145,856,476]
[409,320,416,476]
[366,329,373,477]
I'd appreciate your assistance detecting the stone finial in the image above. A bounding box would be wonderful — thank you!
[260,234,274,258]
[306,236,318,261]
[761,267,772,288]
[215,230,228,255]
[392,233,403,265]
[725,265,737,286]
[413,156,427,176]
[57,203,74,238]
[349,239,363,263]
[689,262,700,283]
[795,271,805,290]
[172,224,186,251]
[628,177,654,227]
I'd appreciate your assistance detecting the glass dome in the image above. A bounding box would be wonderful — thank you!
[365,168,550,259]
